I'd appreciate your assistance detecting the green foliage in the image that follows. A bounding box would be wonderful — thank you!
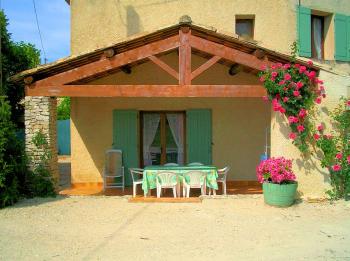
[0,10,40,127]
[0,97,27,207]
[315,97,350,200]
[57,97,70,120]
[25,131,56,198]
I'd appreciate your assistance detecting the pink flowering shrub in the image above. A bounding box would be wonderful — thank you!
[256,157,296,184]
[259,43,325,153]
[313,97,350,199]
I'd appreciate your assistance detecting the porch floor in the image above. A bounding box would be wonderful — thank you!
[59,182,262,197]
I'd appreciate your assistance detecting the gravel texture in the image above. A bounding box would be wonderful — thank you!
[1,195,350,261]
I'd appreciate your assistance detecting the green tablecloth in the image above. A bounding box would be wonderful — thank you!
[142,165,218,195]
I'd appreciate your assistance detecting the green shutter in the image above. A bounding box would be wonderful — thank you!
[186,109,212,165]
[113,110,138,186]
[297,5,311,57]
[335,13,349,61]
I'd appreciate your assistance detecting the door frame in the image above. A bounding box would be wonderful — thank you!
[139,111,186,167]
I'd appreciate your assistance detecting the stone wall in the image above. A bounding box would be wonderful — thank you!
[25,96,59,188]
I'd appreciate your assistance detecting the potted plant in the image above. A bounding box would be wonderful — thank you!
[257,157,298,207]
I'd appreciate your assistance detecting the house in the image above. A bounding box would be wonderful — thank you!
[12,0,350,198]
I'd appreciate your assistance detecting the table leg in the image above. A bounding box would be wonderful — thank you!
[176,182,181,197]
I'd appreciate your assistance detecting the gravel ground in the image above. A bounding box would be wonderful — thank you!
[0,195,350,261]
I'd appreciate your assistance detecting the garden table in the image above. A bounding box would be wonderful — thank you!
[142,165,218,196]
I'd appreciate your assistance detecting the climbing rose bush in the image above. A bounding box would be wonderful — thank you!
[313,97,350,199]
[256,157,296,184]
[259,58,325,153]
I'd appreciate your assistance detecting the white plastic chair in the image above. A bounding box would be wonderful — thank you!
[103,149,124,191]
[183,171,206,198]
[209,166,230,196]
[164,163,179,166]
[187,162,204,166]
[156,171,178,198]
[130,168,144,197]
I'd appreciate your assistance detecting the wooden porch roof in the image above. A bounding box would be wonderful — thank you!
[12,17,319,98]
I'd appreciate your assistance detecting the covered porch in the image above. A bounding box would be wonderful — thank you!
[14,17,317,198]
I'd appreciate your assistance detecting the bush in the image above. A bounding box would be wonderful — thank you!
[0,97,27,207]
[57,97,70,120]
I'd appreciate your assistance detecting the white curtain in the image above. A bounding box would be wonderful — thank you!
[166,113,184,164]
[143,114,160,166]
[313,17,322,59]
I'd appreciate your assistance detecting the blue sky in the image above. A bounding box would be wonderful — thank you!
[1,0,70,64]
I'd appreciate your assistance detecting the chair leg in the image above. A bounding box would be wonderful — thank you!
[182,186,186,198]
[187,187,190,198]
[223,182,227,195]
[133,183,136,198]
[157,187,160,198]
[173,187,177,198]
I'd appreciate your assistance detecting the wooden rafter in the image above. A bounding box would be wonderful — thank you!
[179,27,191,85]
[191,55,221,80]
[33,35,180,87]
[190,35,270,70]
[148,55,179,80]
[26,84,266,97]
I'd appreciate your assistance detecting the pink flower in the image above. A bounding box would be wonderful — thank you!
[347,155,350,164]
[259,76,265,82]
[307,60,313,66]
[299,66,307,73]
[313,133,320,140]
[271,71,278,78]
[279,107,286,114]
[260,65,267,70]
[283,64,291,69]
[324,134,332,140]
[278,80,286,86]
[256,157,296,184]
[335,153,342,160]
[298,109,307,118]
[283,97,289,103]
[271,65,277,70]
[284,73,291,81]
[297,125,305,133]
[272,98,282,111]
[307,71,316,79]
[332,165,341,172]
[294,64,300,68]
[315,97,322,104]
[288,116,298,124]
[347,100,350,107]
[276,63,283,68]
[262,96,269,102]
[319,86,325,91]
[293,90,300,97]
[317,124,324,132]
[289,132,297,140]
[296,81,304,90]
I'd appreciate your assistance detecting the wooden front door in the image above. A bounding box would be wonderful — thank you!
[141,112,185,167]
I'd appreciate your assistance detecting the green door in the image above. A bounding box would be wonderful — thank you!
[186,109,212,165]
[113,110,139,186]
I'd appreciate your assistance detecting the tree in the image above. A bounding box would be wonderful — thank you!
[0,10,40,127]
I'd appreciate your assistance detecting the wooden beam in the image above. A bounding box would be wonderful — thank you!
[24,76,34,85]
[191,55,221,80]
[179,27,191,85]
[103,48,115,58]
[26,84,266,97]
[148,55,179,80]
[189,35,271,70]
[33,35,180,87]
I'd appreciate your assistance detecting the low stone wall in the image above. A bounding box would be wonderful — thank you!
[25,96,59,187]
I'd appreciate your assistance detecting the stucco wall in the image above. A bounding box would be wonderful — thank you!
[71,97,270,183]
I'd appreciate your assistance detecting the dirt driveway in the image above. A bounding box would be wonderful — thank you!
[0,195,349,261]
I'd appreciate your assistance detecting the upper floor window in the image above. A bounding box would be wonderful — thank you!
[235,16,254,40]
[311,15,324,59]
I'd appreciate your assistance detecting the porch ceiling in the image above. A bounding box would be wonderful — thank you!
[12,17,320,98]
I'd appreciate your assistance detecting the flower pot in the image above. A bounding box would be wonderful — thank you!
[263,182,298,207]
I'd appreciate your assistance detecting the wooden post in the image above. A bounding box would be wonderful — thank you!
[179,27,191,85]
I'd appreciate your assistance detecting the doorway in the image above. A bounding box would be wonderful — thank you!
[141,112,185,167]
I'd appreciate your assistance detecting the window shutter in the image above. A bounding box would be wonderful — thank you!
[113,110,138,186]
[186,109,212,165]
[334,13,349,61]
[297,5,311,57]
